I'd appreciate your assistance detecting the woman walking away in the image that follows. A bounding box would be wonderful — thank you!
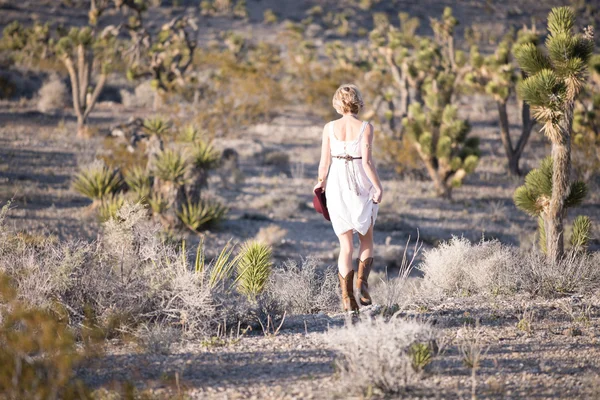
[314,84,383,312]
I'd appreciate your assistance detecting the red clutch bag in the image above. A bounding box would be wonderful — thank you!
[313,188,330,221]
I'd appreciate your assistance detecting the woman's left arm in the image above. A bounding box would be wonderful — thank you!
[314,123,331,192]
[361,123,383,203]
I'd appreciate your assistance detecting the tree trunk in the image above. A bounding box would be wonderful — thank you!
[496,100,535,176]
[545,102,574,263]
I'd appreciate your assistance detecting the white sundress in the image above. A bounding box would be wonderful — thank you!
[326,120,379,236]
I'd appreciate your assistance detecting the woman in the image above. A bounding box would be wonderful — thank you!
[314,84,383,312]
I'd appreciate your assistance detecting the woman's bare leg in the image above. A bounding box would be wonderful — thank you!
[358,221,374,261]
[337,230,354,277]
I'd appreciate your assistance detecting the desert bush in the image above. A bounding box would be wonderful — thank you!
[177,198,228,232]
[517,250,600,297]
[264,9,278,24]
[0,273,90,399]
[269,258,339,314]
[236,241,273,299]
[37,74,69,113]
[326,317,438,396]
[254,224,287,247]
[72,160,122,205]
[134,323,181,355]
[418,237,518,296]
[0,201,243,338]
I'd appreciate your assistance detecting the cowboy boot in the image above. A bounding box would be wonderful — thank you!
[338,270,359,312]
[356,257,374,306]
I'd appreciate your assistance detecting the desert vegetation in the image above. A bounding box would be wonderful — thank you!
[1,0,600,398]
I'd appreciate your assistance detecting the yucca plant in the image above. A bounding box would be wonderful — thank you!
[177,199,228,232]
[153,149,187,185]
[514,157,590,253]
[191,140,220,171]
[123,165,151,202]
[189,238,244,289]
[236,241,273,299]
[514,6,594,262]
[142,117,171,137]
[148,192,168,215]
[98,194,125,222]
[72,161,122,206]
[179,124,201,143]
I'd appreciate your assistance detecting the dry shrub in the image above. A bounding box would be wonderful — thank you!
[37,74,68,113]
[269,258,339,314]
[518,250,600,297]
[417,236,600,298]
[119,81,155,108]
[254,224,287,247]
[0,201,234,339]
[418,237,518,296]
[326,317,437,396]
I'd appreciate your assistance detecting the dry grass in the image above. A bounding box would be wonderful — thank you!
[326,317,438,397]
[269,258,339,314]
[37,74,68,113]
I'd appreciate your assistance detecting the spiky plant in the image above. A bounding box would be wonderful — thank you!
[142,117,171,137]
[123,165,151,202]
[179,124,201,142]
[72,161,122,205]
[98,194,125,222]
[148,192,168,215]
[236,241,273,299]
[177,199,228,232]
[153,149,187,185]
[514,157,590,253]
[514,6,594,262]
[191,140,220,171]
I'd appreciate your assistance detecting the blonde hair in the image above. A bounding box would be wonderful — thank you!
[332,84,364,115]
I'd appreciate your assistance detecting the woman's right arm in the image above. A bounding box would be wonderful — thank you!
[314,123,331,192]
[361,123,383,203]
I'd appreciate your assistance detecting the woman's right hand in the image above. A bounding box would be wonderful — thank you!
[372,187,383,204]
[314,180,326,193]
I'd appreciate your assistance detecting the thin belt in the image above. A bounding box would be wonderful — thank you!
[332,154,362,196]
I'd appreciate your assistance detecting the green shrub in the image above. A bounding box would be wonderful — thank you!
[72,161,122,204]
[0,273,90,399]
[153,149,187,185]
[98,194,126,222]
[177,199,228,232]
[236,241,273,299]
[264,9,278,24]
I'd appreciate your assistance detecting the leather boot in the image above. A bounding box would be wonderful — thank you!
[338,270,359,312]
[356,257,374,306]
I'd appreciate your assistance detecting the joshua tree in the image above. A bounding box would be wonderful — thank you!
[125,16,198,109]
[514,7,594,262]
[1,1,146,137]
[465,26,540,175]
[369,8,479,198]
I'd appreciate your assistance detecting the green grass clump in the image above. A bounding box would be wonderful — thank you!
[72,161,122,203]
[236,241,273,298]
[409,342,433,372]
[142,117,171,137]
[177,199,228,232]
